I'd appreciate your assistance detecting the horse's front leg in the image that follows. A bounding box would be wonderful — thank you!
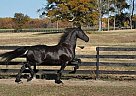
[15,63,26,83]
[55,62,68,84]
[69,59,81,74]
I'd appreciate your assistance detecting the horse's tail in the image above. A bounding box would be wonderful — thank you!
[1,46,29,65]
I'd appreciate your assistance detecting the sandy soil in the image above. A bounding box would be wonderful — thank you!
[0,79,135,87]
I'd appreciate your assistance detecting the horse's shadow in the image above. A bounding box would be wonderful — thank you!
[41,74,57,80]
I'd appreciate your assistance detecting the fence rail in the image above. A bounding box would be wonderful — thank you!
[0,46,136,79]
[0,27,134,33]
[96,47,136,78]
[0,29,64,33]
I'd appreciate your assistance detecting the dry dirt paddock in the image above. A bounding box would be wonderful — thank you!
[0,79,136,96]
[0,79,135,87]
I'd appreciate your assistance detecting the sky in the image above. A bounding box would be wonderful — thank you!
[0,0,47,18]
[0,0,135,19]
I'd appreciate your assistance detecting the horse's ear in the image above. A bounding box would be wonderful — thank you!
[73,22,81,29]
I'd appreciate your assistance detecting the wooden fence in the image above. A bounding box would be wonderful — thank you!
[0,29,64,33]
[96,47,136,78]
[0,28,133,33]
[0,29,96,33]
[0,46,136,79]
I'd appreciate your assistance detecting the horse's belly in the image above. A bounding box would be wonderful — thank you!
[43,53,70,64]
[43,59,62,65]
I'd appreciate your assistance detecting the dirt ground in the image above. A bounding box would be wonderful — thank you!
[0,79,135,96]
[0,79,135,87]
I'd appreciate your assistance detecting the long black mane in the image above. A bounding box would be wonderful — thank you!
[58,28,76,44]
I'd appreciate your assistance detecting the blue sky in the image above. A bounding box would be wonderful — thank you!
[0,0,47,18]
[0,1,135,19]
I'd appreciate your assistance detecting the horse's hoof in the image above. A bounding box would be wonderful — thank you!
[15,79,21,82]
[15,79,23,84]
[27,77,33,82]
[55,80,63,84]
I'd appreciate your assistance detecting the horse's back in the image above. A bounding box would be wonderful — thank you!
[27,44,72,64]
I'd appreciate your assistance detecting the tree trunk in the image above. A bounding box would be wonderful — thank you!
[107,0,110,31]
[98,0,102,31]
[114,17,116,30]
[131,0,135,29]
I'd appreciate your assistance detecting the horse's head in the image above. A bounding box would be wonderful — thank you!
[59,27,89,46]
[75,27,89,42]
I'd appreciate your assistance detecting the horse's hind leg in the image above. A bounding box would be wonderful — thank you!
[26,64,35,82]
[15,63,26,83]
[15,62,35,83]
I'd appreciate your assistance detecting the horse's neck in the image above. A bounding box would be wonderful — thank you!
[59,31,76,44]
[61,33,77,47]
[60,40,77,50]
[59,32,77,54]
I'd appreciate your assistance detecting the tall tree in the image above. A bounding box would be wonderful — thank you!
[39,0,98,27]
[108,0,130,28]
[102,0,116,30]
[129,0,135,29]
[13,13,30,32]
[98,0,102,31]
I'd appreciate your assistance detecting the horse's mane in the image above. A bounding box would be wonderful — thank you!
[58,28,76,44]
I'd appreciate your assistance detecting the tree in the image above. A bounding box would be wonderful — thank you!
[39,0,98,27]
[108,0,130,28]
[133,14,136,28]
[0,18,14,29]
[128,0,135,29]
[13,13,30,32]
[98,0,102,31]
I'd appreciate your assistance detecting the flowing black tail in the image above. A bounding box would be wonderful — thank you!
[1,46,29,64]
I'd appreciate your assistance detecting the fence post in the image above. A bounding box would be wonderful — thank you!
[96,47,100,79]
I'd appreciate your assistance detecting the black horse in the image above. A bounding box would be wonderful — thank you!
[1,27,89,84]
